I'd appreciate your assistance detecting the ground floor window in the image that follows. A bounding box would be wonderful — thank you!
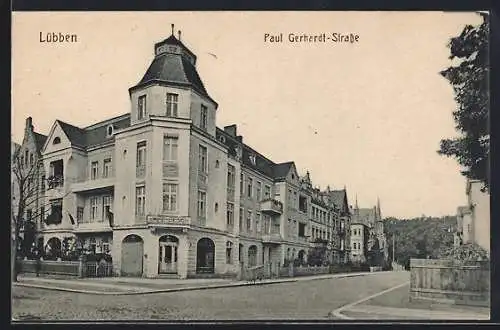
[196,238,215,273]
[226,241,233,264]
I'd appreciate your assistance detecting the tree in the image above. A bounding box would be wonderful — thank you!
[438,13,489,192]
[10,149,67,282]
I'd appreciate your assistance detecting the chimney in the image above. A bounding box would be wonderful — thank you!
[224,124,237,137]
[236,136,243,143]
[178,30,181,41]
[25,117,33,132]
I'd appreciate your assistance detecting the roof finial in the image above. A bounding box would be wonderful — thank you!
[178,30,182,41]
[171,24,174,35]
[355,194,358,209]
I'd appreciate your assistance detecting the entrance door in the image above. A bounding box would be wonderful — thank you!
[121,235,144,277]
[159,242,178,274]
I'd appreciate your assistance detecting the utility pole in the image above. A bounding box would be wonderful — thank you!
[392,233,395,265]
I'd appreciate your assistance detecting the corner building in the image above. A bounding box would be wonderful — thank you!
[26,31,352,278]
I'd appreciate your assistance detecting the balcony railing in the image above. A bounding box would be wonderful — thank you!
[227,187,235,201]
[198,172,207,186]
[262,232,283,244]
[146,215,191,228]
[47,175,64,189]
[71,177,115,193]
[260,199,283,215]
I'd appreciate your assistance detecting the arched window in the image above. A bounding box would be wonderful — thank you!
[196,238,215,273]
[248,245,258,267]
[226,241,233,264]
[53,137,61,145]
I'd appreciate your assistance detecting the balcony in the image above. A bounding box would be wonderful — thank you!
[72,177,115,193]
[74,220,113,233]
[146,215,191,230]
[260,199,283,216]
[262,232,283,244]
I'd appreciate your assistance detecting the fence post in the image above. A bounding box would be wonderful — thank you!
[237,262,244,281]
[288,262,294,277]
[78,255,85,278]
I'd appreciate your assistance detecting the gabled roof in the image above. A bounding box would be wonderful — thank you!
[33,132,48,152]
[48,114,131,150]
[272,162,294,181]
[329,189,349,213]
[57,120,87,147]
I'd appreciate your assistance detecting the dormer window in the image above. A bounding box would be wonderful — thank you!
[138,95,147,120]
[166,93,178,117]
[249,154,256,166]
[53,137,61,145]
[219,135,226,143]
[106,125,114,137]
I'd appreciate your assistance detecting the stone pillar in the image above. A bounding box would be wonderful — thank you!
[78,255,85,278]
[143,231,158,278]
[178,235,189,279]
[288,262,294,277]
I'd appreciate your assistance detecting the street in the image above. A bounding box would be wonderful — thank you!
[12,272,410,321]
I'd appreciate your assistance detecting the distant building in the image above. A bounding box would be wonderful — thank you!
[456,179,490,253]
[351,198,388,265]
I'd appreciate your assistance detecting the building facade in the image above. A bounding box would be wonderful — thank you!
[14,29,354,278]
[456,179,490,253]
[350,198,388,265]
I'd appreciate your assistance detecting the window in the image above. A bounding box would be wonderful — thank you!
[226,202,234,227]
[200,105,208,130]
[246,210,252,231]
[166,93,178,117]
[138,95,147,120]
[29,153,34,165]
[53,137,61,145]
[103,158,112,178]
[135,186,146,216]
[102,237,110,254]
[256,182,262,201]
[226,241,233,264]
[89,237,97,253]
[90,197,99,221]
[239,207,244,231]
[197,191,206,223]
[40,206,45,222]
[163,183,178,212]
[264,185,270,198]
[163,136,178,161]
[215,160,220,168]
[136,141,147,167]
[299,196,307,213]
[91,161,99,180]
[26,209,32,222]
[77,207,84,223]
[198,145,207,173]
[40,175,46,192]
[239,173,244,196]
[298,223,306,237]
[107,125,113,137]
[227,164,235,188]
[103,195,113,220]
[136,141,147,177]
[256,212,261,233]
[247,177,253,198]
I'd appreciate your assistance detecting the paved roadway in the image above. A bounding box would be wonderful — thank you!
[12,272,410,321]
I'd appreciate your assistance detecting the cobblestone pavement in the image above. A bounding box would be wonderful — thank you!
[12,272,409,321]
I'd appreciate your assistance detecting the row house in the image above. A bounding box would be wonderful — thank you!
[14,27,354,278]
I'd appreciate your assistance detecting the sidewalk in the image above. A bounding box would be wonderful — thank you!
[13,271,392,295]
[335,281,490,321]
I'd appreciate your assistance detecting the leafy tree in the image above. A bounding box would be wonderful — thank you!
[438,13,489,192]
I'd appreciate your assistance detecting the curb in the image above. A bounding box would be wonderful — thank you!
[13,270,398,296]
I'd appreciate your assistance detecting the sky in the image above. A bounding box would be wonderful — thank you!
[11,11,484,219]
